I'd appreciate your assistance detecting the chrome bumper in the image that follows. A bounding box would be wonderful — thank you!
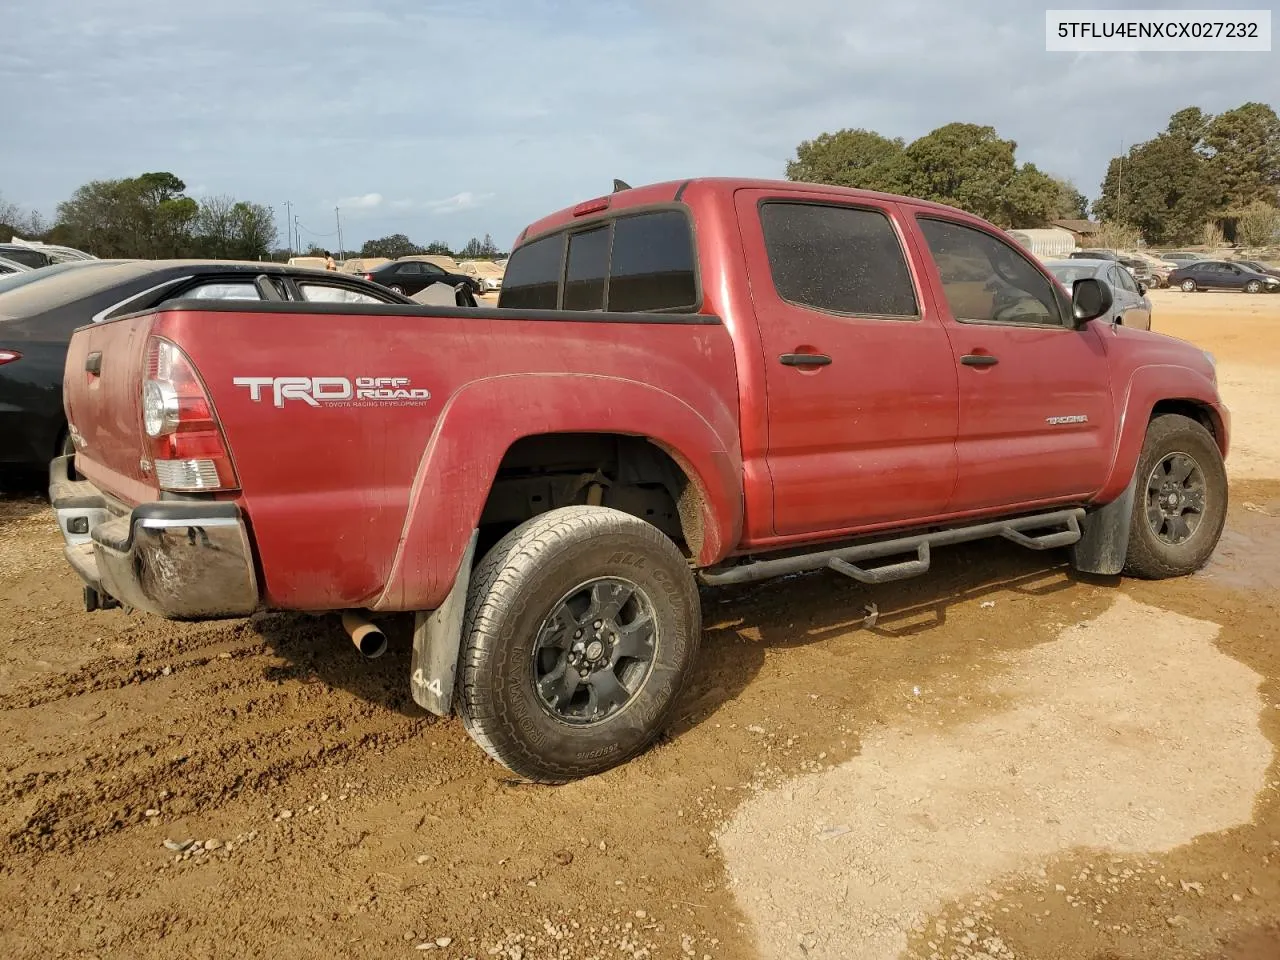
[50,455,259,619]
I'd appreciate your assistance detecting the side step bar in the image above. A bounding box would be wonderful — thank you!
[698,509,1085,588]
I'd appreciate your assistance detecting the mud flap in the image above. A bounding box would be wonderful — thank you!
[410,530,479,716]
[1069,473,1137,576]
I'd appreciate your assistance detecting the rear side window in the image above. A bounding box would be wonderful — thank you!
[500,233,563,310]
[183,282,262,301]
[607,211,697,312]
[297,282,389,304]
[563,226,610,311]
[759,203,918,317]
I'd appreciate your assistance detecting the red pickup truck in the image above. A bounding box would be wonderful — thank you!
[51,178,1229,782]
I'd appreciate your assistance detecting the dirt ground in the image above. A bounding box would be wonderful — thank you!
[2,289,1279,960]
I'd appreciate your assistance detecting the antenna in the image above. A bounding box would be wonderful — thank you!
[612,179,631,193]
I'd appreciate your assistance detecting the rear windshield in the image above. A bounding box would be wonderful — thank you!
[1046,264,1099,286]
[0,261,154,319]
[499,209,698,313]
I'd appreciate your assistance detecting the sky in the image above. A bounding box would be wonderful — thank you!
[1,0,1276,252]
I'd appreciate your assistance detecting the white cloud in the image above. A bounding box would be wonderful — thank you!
[339,193,383,209]
[423,192,495,215]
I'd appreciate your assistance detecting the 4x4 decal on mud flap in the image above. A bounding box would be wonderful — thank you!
[232,376,431,408]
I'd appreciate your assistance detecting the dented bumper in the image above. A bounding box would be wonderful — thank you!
[50,455,259,619]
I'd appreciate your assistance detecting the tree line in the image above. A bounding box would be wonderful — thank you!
[356,232,504,261]
[1,175,509,263]
[2,172,278,261]
[787,101,1279,246]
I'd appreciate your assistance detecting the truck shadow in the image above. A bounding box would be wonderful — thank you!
[667,538,1100,738]
[248,538,1103,729]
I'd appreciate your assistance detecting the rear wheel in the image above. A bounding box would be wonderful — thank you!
[1245,280,1263,294]
[389,284,405,295]
[457,506,700,782]
[1123,414,1227,579]
[1180,278,1197,292]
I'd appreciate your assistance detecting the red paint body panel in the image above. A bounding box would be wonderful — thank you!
[63,178,1230,615]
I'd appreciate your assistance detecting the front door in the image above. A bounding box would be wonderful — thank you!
[910,214,1117,513]
[736,190,959,538]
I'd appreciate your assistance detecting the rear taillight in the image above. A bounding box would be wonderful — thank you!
[142,337,239,492]
[363,273,374,281]
[0,349,21,365]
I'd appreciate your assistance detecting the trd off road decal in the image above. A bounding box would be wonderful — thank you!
[232,376,431,408]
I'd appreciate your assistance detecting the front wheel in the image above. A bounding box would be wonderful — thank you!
[1123,414,1227,579]
[1244,280,1263,294]
[457,506,700,782]
[1180,279,1197,292]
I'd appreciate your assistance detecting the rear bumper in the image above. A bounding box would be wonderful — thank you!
[50,455,259,619]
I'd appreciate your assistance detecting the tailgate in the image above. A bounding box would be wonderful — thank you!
[64,314,159,504]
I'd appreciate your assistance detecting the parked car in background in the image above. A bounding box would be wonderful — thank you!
[0,256,33,275]
[339,257,392,275]
[1231,259,1280,279]
[364,258,480,297]
[1169,260,1280,294]
[458,260,504,293]
[1069,248,1120,261]
[1118,257,1154,287]
[1045,258,1153,329]
[0,260,411,477]
[1,240,96,265]
[401,254,460,272]
[1162,252,1205,264]
[0,244,55,269]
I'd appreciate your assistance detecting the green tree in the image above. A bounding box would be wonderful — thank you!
[55,172,199,257]
[228,201,277,260]
[1000,163,1064,229]
[0,193,47,240]
[1236,200,1280,246]
[786,128,908,192]
[460,236,484,258]
[1095,135,1216,243]
[1050,176,1089,219]
[901,123,1019,225]
[424,240,454,256]
[1204,102,1280,208]
[361,233,421,259]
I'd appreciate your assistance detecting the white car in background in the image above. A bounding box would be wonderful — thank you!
[458,259,504,293]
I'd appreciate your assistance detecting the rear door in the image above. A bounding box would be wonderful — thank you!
[735,189,959,537]
[1108,264,1150,329]
[910,213,1116,512]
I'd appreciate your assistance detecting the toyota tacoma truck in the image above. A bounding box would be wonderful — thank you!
[50,178,1229,782]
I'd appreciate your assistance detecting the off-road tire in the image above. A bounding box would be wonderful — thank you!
[1123,414,1227,579]
[1180,278,1197,292]
[457,506,700,783]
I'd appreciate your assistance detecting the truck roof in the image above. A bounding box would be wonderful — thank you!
[516,177,974,246]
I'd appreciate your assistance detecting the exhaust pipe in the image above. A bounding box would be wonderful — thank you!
[342,611,388,659]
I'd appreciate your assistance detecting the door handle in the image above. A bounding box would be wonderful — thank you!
[84,352,102,375]
[780,353,832,368]
[960,354,998,367]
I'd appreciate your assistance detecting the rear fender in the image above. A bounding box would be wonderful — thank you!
[371,373,742,612]
[1095,363,1225,505]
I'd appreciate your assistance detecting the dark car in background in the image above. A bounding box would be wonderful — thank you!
[1232,259,1280,279]
[363,258,481,297]
[0,260,412,477]
[1169,260,1280,294]
[1069,248,1119,261]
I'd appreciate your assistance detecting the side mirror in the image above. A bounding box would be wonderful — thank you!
[1137,282,1148,296]
[1072,277,1113,324]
